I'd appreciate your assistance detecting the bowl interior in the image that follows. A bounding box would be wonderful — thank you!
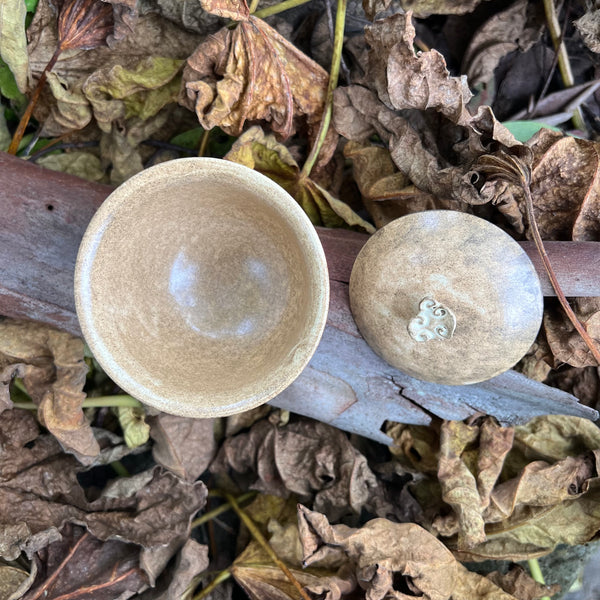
[75,159,328,417]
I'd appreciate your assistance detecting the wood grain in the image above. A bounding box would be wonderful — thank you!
[1,151,597,439]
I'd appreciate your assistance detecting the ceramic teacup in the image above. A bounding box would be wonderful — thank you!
[75,158,329,417]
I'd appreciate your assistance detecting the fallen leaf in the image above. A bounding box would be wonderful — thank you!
[333,13,529,209]
[395,0,487,18]
[299,505,458,600]
[343,140,453,227]
[117,405,150,448]
[36,150,105,181]
[22,524,148,600]
[0,0,30,93]
[138,538,209,600]
[0,565,30,600]
[149,413,216,481]
[57,0,114,52]
[0,411,207,560]
[210,417,397,521]
[225,127,375,232]
[486,565,561,600]
[543,298,600,368]
[0,319,100,464]
[575,9,600,54]
[461,0,543,87]
[181,0,329,141]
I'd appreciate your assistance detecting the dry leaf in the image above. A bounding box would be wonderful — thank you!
[0,410,207,562]
[0,319,99,463]
[36,150,105,181]
[343,140,453,227]
[225,127,375,232]
[395,0,487,18]
[0,0,30,93]
[461,0,543,87]
[149,413,216,481]
[486,565,561,600]
[299,505,458,600]
[575,9,600,54]
[181,0,328,141]
[210,417,397,521]
[22,524,148,600]
[333,13,529,209]
[57,0,114,52]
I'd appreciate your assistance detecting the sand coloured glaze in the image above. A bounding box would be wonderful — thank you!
[349,210,544,385]
[75,158,329,417]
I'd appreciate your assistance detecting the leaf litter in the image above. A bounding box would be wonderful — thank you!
[3,0,600,598]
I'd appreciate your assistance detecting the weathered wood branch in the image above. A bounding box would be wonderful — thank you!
[0,151,597,442]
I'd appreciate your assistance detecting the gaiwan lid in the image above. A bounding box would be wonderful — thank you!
[349,210,543,385]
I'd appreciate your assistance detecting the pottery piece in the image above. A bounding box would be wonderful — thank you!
[349,210,544,385]
[75,158,329,417]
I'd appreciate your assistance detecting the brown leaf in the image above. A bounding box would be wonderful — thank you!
[149,413,216,481]
[575,9,600,54]
[58,0,114,52]
[486,565,561,600]
[0,416,207,561]
[333,14,529,209]
[298,505,458,600]
[22,524,148,600]
[210,417,397,521]
[343,140,453,228]
[181,1,329,140]
[461,0,543,87]
[395,0,487,18]
[224,127,375,231]
[0,319,99,463]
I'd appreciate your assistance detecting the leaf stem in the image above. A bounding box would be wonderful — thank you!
[248,0,260,12]
[191,491,258,529]
[198,128,211,157]
[522,181,600,364]
[8,46,62,155]
[253,0,312,20]
[12,395,142,410]
[527,558,551,600]
[192,568,232,600]
[225,493,312,600]
[542,0,585,131]
[300,0,347,179]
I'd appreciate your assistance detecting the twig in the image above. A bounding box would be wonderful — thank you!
[253,0,313,20]
[12,395,142,410]
[191,491,258,529]
[225,493,312,600]
[527,558,551,600]
[300,0,347,178]
[198,129,211,157]
[192,568,232,600]
[542,0,585,131]
[8,47,62,155]
[28,140,100,162]
[521,177,600,364]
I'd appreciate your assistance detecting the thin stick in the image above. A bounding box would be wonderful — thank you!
[527,558,551,600]
[198,129,211,157]
[542,0,585,131]
[225,493,312,600]
[192,569,232,600]
[253,0,312,19]
[191,491,257,529]
[8,47,62,155]
[12,395,142,410]
[300,0,347,178]
[522,181,600,364]
[248,0,260,12]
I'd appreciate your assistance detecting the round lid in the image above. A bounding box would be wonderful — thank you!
[349,210,543,385]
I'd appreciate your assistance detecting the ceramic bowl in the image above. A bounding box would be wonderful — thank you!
[75,158,329,417]
[349,210,543,385]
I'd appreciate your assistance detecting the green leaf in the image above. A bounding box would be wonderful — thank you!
[0,57,26,101]
[116,406,150,448]
[503,120,562,143]
[0,0,30,93]
[170,127,204,150]
[0,104,10,151]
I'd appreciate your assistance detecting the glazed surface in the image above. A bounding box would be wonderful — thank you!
[75,159,329,416]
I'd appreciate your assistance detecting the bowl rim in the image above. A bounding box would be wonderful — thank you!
[74,157,330,418]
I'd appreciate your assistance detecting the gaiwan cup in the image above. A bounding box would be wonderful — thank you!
[75,158,329,418]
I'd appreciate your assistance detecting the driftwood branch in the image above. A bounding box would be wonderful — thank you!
[0,151,597,442]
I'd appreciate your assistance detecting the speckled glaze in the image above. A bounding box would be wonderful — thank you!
[75,158,329,417]
[349,210,543,385]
